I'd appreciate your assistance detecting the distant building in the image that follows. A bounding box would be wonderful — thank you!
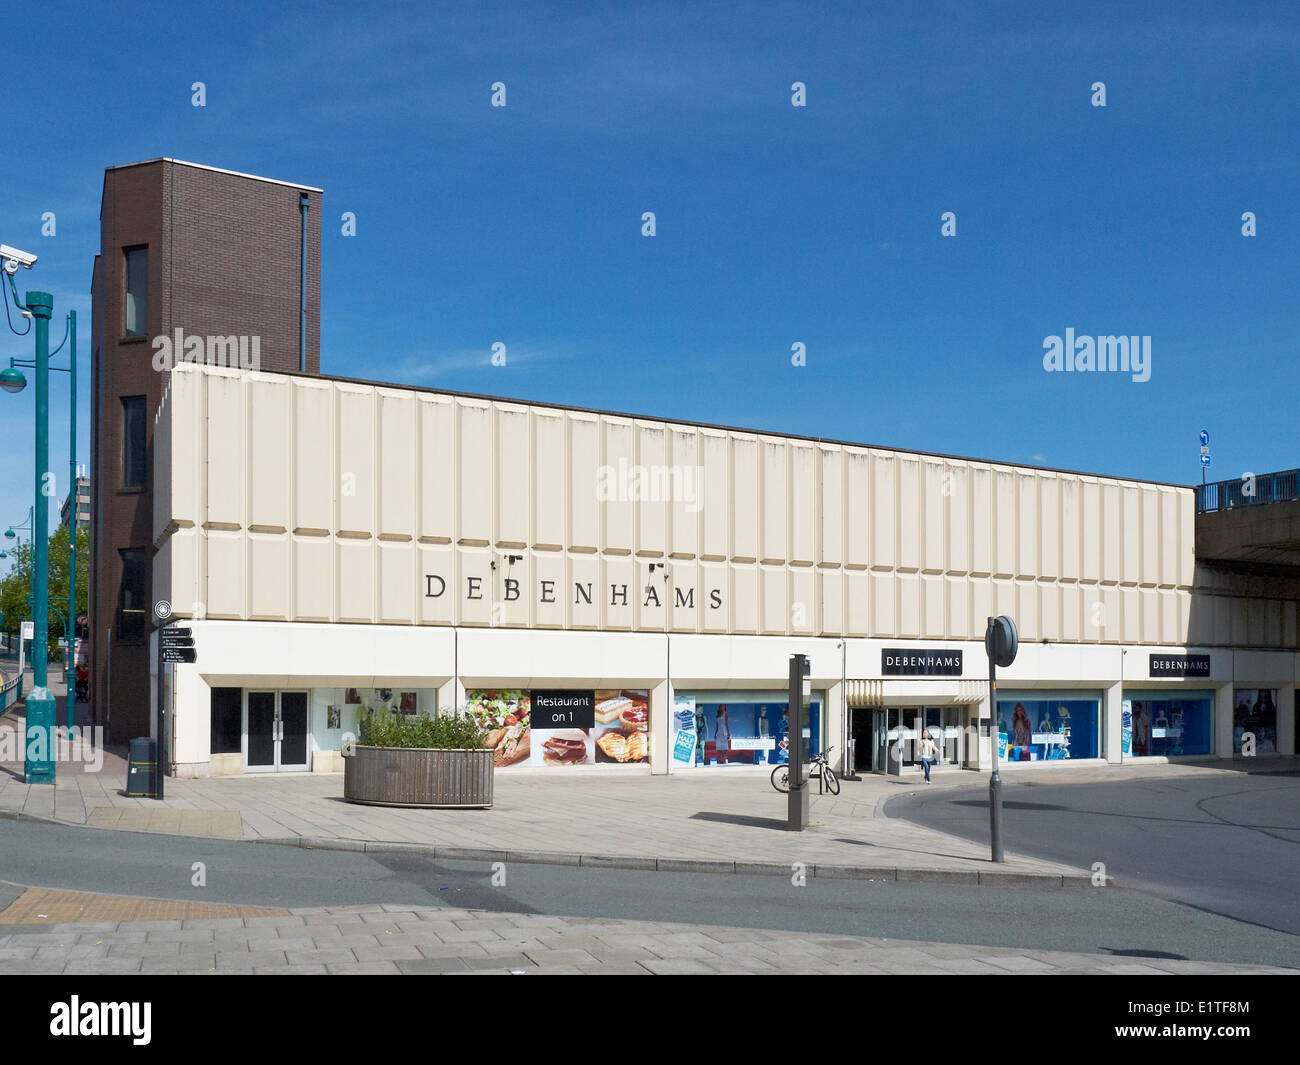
[90,158,322,742]
[60,476,90,532]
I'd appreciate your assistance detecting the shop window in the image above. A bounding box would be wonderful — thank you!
[1233,689,1278,755]
[211,687,242,754]
[1122,692,1213,757]
[314,687,440,752]
[670,690,823,768]
[124,246,148,337]
[116,548,147,642]
[997,694,1101,761]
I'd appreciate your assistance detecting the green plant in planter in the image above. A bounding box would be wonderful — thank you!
[357,706,487,750]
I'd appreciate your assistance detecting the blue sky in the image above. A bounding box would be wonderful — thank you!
[1,1,1297,545]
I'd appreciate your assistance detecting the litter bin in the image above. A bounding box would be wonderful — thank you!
[126,737,156,797]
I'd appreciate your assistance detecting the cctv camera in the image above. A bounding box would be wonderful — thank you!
[0,245,37,274]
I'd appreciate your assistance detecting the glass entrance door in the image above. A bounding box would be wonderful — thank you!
[279,692,310,770]
[247,691,276,771]
[922,706,967,768]
[245,691,311,772]
[889,708,919,767]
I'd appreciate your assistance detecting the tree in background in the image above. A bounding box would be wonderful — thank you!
[0,541,31,639]
[48,524,90,642]
[0,525,89,649]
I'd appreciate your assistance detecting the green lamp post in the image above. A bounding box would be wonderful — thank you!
[4,306,79,738]
[4,507,33,543]
[3,278,56,782]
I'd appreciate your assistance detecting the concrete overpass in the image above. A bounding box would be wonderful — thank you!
[1196,469,1300,574]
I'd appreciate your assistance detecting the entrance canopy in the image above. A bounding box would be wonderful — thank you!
[846,679,986,707]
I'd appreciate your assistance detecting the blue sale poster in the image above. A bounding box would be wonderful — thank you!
[672,694,697,764]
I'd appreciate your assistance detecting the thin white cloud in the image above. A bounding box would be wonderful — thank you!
[376,342,563,386]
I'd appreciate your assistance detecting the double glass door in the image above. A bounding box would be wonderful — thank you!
[246,691,309,772]
[866,706,971,772]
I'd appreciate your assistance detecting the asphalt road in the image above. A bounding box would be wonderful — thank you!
[1,819,1296,967]
[883,770,1300,938]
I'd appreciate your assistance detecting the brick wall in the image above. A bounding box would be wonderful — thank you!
[90,159,321,743]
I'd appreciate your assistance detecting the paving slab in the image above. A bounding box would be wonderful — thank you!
[0,732,1120,884]
[4,721,1296,891]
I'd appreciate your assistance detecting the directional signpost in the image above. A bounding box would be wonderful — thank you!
[1200,429,1210,485]
[160,627,197,664]
[155,625,196,799]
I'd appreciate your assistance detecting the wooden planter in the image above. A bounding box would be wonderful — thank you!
[344,745,494,808]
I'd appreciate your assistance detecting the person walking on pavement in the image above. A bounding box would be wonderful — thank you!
[919,729,939,783]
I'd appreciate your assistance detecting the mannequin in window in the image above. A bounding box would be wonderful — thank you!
[1011,703,1032,748]
[1131,701,1149,756]
[714,704,732,763]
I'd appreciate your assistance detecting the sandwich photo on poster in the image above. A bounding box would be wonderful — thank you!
[465,689,532,767]
[593,689,650,764]
[467,688,649,768]
[539,728,592,766]
[531,691,596,767]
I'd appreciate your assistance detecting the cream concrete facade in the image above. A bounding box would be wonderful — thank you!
[148,365,1298,776]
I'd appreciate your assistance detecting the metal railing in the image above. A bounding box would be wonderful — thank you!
[1196,468,1299,513]
[1,670,21,711]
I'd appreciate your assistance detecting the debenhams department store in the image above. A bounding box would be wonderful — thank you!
[150,363,1298,779]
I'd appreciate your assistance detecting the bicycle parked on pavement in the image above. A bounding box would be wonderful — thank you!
[770,745,839,795]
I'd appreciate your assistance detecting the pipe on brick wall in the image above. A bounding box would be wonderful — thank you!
[299,192,309,373]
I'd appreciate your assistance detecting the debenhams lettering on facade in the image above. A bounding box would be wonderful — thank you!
[1148,654,1211,677]
[423,575,723,609]
[881,649,964,676]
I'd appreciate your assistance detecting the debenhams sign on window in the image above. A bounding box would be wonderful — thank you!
[423,574,723,610]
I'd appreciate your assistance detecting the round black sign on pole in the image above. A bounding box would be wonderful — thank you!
[985,614,1018,863]
[985,614,1018,668]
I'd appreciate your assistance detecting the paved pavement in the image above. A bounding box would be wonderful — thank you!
[0,721,1089,884]
[2,682,1292,888]
[2,681,1296,975]
[0,884,1289,975]
[884,766,1300,935]
[7,817,1297,966]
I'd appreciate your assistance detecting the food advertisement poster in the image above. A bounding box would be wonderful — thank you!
[467,688,650,768]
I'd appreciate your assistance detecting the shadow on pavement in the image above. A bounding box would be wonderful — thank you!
[690,811,788,832]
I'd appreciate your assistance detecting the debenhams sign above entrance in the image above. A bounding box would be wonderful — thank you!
[1148,654,1211,678]
[423,575,723,610]
[882,649,963,676]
